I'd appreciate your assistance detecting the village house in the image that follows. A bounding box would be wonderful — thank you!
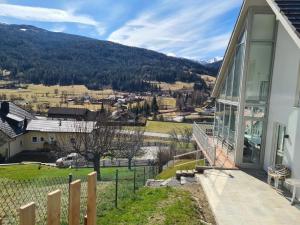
[0,101,36,160]
[0,101,95,161]
[48,107,98,121]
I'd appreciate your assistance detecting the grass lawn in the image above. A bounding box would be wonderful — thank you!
[156,159,205,180]
[99,186,203,225]
[145,121,192,133]
[0,164,141,180]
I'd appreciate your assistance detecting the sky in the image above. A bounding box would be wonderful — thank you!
[0,0,243,61]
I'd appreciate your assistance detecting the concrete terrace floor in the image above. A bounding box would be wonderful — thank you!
[196,169,300,225]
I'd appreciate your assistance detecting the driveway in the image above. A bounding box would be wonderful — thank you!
[196,169,300,225]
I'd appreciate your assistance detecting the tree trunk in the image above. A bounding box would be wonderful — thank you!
[93,155,101,181]
[128,158,132,170]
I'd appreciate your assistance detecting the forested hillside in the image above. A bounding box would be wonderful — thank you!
[0,24,219,91]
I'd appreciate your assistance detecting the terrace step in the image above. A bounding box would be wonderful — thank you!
[176,169,196,180]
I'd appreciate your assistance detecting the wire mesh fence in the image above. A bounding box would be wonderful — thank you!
[0,166,158,225]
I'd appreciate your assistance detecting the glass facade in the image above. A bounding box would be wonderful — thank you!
[245,43,273,102]
[214,27,246,157]
[242,13,275,164]
[214,10,276,166]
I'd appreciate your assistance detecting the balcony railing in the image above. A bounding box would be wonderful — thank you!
[193,122,216,166]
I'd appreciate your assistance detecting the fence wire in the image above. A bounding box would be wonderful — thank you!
[0,166,158,225]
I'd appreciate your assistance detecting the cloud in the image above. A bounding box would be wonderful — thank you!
[0,3,105,35]
[108,0,242,60]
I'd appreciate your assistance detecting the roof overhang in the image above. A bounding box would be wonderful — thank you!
[266,0,300,48]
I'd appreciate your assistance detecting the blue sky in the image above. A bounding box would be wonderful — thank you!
[0,0,242,61]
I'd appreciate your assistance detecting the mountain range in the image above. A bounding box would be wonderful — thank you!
[0,23,221,92]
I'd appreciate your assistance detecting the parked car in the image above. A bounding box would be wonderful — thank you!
[56,153,86,168]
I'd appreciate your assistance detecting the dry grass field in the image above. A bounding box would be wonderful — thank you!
[151,81,194,91]
[0,84,115,111]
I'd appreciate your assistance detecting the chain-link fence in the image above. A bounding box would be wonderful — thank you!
[0,166,158,225]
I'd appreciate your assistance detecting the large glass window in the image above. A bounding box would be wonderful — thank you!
[224,105,231,141]
[214,103,220,136]
[226,62,234,100]
[220,79,226,99]
[232,41,245,100]
[243,120,263,163]
[245,43,273,102]
[242,13,275,165]
[229,106,237,144]
[251,14,275,40]
[220,29,246,102]
[217,103,225,139]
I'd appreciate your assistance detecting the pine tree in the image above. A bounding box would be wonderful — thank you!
[151,96,159,113]
[143,101,150,116]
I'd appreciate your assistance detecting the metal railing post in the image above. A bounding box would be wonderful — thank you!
[143,167,146,185]
[115,169,118,208]
[133,168,136,194]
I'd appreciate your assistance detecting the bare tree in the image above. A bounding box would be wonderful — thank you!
[115,127,145,170]
[54,114,123,180]
[179,128,193,148]
[83,116,122,180]
[52,120,93,166]
[156,144,171,173]
[168,127,193,149]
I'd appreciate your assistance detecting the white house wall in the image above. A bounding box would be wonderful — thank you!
[264,22,300,181]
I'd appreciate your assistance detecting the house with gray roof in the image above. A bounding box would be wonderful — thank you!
[0,101,36,160]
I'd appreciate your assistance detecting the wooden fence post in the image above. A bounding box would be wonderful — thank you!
[87,172,97,225]
[47,190,61,225]
[69,180,81,225]
[19,202,35,225]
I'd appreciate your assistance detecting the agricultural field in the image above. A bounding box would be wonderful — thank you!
[0,83,182,113]
[0,84,114,112]
[151,81,194,91]
[145,121,192,133]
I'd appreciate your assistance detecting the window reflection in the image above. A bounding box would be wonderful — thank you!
[243,120,263,163]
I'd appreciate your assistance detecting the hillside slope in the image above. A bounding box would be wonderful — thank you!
[0,24,219,91]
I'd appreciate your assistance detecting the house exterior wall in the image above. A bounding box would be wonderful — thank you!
[9,135,25,157]
[264,22,300,179]
[22,131,77,151]
[0,135,25,159]
[0,130,87,159]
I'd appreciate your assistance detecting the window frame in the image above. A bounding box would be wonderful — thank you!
[32,136,38,143]
[295,63,300,107]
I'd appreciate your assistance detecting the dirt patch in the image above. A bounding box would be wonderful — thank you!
[180,183,216,225]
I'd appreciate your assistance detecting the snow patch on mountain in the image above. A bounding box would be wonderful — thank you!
[199,56,223,65]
